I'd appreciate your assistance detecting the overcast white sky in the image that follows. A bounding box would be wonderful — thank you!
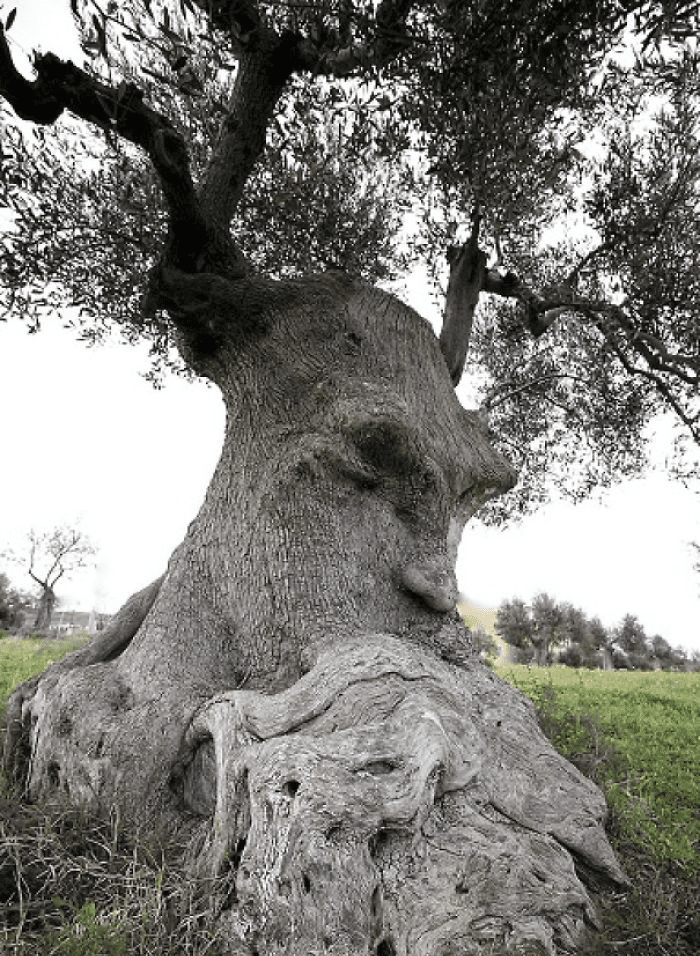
[1,0,700,654]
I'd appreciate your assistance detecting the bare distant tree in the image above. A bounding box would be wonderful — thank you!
[20,527,95,632]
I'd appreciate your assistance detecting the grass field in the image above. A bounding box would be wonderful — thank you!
[498,663,700,870]
[1,634,699,954]
[0,634,91,723]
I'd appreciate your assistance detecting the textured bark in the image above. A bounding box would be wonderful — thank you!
[439,235,487,387]
[32,587,55,632]
[3,274,626,955]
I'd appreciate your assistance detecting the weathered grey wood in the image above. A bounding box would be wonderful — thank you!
[3,276,625,954]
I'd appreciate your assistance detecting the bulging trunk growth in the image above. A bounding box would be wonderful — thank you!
[4,274,627,955]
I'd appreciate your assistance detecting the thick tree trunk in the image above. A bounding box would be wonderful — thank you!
[4,274,626,955]
[33,586,55,632]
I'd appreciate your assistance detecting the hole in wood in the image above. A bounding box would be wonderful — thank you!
[282,779,300,798]
[47,761,60,789]
[368,828,391,859]
[358,759,398,776]
[229,836,247,872]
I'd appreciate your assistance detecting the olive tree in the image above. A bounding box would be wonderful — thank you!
[3,1,697,952]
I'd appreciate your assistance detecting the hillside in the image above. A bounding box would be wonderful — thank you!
[457,596,498,634]
[458,597,513,662]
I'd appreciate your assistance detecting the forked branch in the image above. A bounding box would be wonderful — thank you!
[0,27,209,262]
[483,265,700,408]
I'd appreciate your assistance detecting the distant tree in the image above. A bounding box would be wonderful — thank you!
[495,594,571,665]
[650,634,672,668]
[650,634,688,670]
[588,617,614,668]
[558,607,612,669]
[0,572,31,632]
[559,603,588,646]
[555,641,585,668]
[613,614,653,670]
[494,597,535,662]
[557,603,590,666]
[671,646,690,670]
[531,593,565,666]
[9,528,96,632]
[471,624,500,666]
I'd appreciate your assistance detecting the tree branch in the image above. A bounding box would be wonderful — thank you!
[49,564,67,588]
[482,268,572,336]
[439,215,486,386]
[600,323,700,444]
[188,0,263,43]
[0,28,60,121]
[189,2,417,230]
[483,266,700,386]
[564,240,615,287]
[482,373,593,411]
[199,43,297,233]
[0,27,216,264]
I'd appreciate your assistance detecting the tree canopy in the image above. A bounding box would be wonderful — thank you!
[1,0,699,514]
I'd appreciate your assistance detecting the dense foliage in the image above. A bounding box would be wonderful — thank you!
[1,0,699,512]
[494,592,696,669]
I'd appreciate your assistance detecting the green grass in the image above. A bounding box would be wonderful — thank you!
[2,636,700,954]
[498,662,700,955]
[0,633,91,723]
[498,663,700,870]
[0,798,222,956]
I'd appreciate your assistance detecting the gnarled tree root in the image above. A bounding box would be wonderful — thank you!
[172,634,627,955]
[1,575,162,788]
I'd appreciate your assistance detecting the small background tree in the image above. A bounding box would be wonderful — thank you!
[612,614,654,670]
[6,527,95,633]
[0,571,32,633]
[494,597,536,663]
[530,592,566,666]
